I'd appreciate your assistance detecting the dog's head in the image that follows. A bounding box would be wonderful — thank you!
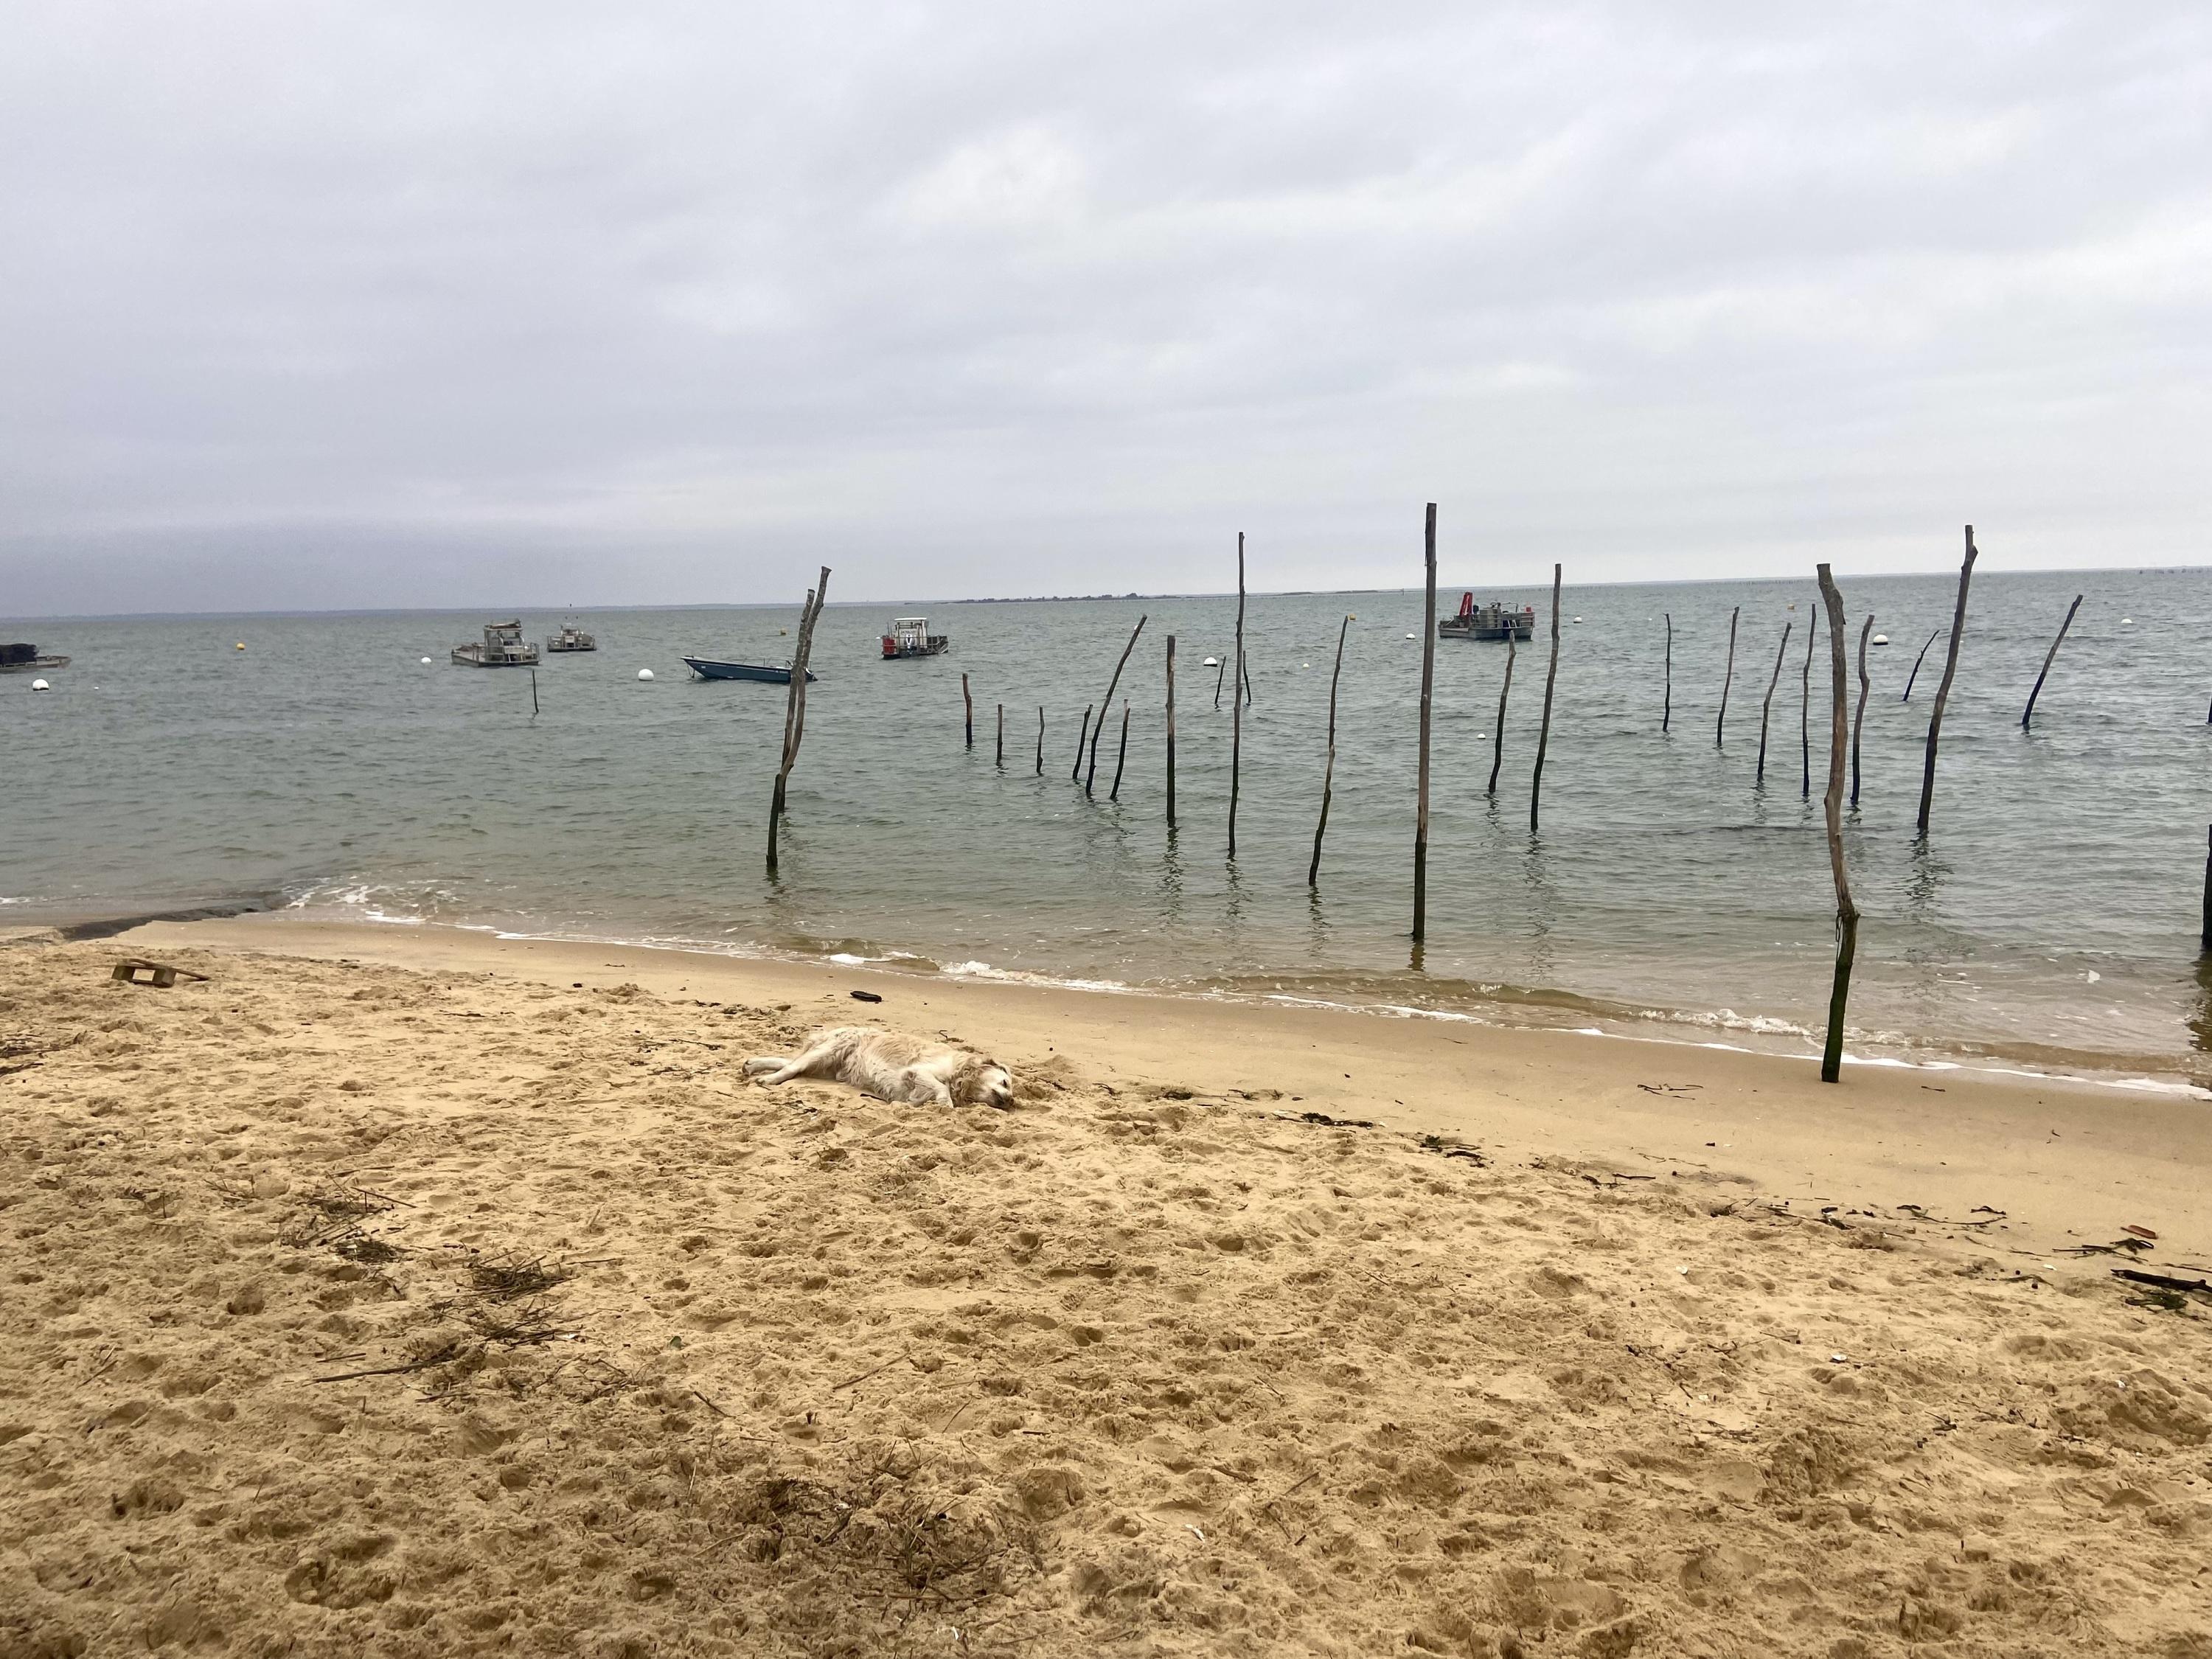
[953,1055,1015,1110]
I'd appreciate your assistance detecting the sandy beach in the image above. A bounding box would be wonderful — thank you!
[4,914,2210,1656]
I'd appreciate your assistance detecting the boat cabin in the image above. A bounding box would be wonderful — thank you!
[882,616,950,658]
[452,621,540,667]
[1437,594,1535,642]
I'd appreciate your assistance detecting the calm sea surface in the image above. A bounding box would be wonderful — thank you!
[7,569,2211,1088]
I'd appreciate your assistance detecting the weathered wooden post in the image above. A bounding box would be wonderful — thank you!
[1072,706,1093,782]
[1085,616,1147,794]
[1850,616,1872,808]
[1755,623,1792,785]
[2021,594,2083,730]
[1164,636,1178,829]
[995,703,1004,768]
[1662,613,1672,733]
[1214,655,1226,709]
[530,669,539,717]
[1413,507,1436,939]
[1916,526,1978,838]
[1109,701,1131,800]
[1799,602,1818,799]
[1035,707,1044,775]
[767,567,830,874]
[1901,627,1942,702]
[1308,613,1350,886]
[2201,825,2211,951]
[1529,563,1561,834]
[962,672,973,748]
[1487,630,1515,797]
[1816,563,1857,1083]
[1229,533,1247,859]
[1716,605,1740,747]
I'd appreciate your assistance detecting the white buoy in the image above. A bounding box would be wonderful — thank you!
[2121,617,2134,625]
[1301,662,1310,669]
[1572,616,1583,624]
[30,678,50,691]
[1405,633,1416,640]
[1871,634,1890,646]
[420,655,432,664]
[637,668,655,681]
[1201,656,1219,667]
[234,642,245,650]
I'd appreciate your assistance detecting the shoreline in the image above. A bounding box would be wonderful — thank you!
[102,911,2212,1254]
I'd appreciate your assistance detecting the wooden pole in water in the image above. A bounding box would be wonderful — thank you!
[1755,622,1791,785]
[1072,706,1093,782]
[995,703,1004,768]
[1716,605,1739,747]
[530,669,539,717]
[1229,533,1247,859]
[1110,700,1131,800]
[1816,563,1857,1083]
[1661,613,1672,733]
[2202,825,2212,951]
[1035,707,1044,775]
[1242,656,1253,707]
[961,673,973,748]
[1799,602,1819,798]
[1529,562,1562,835]
[1916,526,1978,838]
[1486,627,1515,797]
[1214,655,1226,708]
[1164,636,1178,828]
[1850,616,1872,809]
[1413,506,1436,939]
[1901,627,1942,703]
[1308,613,1350,886]
[767,568,830,874]
[2021,594,2083,731]
[1085,616,1147,794]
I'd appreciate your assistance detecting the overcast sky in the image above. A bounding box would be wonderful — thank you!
[4,2,2207,616]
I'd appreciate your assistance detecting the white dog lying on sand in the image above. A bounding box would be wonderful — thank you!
[743,1026,1015,1109]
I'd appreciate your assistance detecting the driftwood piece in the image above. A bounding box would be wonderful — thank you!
[1309,613,1350,885]
[2021,594,2083,730]
[1851,616,1872,808]
[1413,507,1437,938]
[1816,564,1857,1083]
[1085,615,1147,794]
[1529,562,1561,834]
[1716,605,1739,747]
[1916,526,1978,837]
[1756,622,1792,785]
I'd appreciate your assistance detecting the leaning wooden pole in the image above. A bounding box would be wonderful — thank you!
[1072,706,1093,782]
[1228,533,1247,859]
[1850,616,1872,809]
[1214,656,1226,708]
[1661,613,1672,733]
[1308,613,1350,886]
[1034,707,1044,775]
[995,703,1004,768]
[1413,506,1437,939]
[1164,636,1178,828]
[2202,825,2212,952]
[1916,526,1978,838]
[961,672,973,748]
[1109,701,1131,801]
[1901,628,1941,703]
[1716,605,1740,747]
[1085,615,1147,794]
[1529,562,1562,835]
[1816,563,1857,1083]
[1755,623,1792,785]
[1799,602,1818,799]
[1486,629,1515,797]
[767,568,830,874]
[2021,594,2084,731]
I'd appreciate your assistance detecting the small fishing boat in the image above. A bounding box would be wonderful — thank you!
[881,616,950,658]
[1437,594,1535,641]
[546,622,597,653]
[451,621,540,667]
[683,656,815,684]
[0,643,69,673]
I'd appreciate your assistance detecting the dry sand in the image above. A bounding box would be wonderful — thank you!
[3,916,2210,1657]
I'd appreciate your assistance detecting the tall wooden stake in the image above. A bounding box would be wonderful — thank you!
[995,703,1004,768]
[1916,526,1978,838]
[1229,532,1247,859]
[1661,613,1672,733]
[961,673,973,748]
[1035,707,1044,775]
[1308,613,1350,886]
[1487,628,1515,797]
[767,567,830,874]
[1850,616,1872,809]
[530,669,539,717]
[1109,701,1131,800]
[1413,506,1436,938]
[2202,825,2212,952]
[1530,563,1562,834]
[2021,594,2083,730]
[1716,605,1740,746]
[1072,706,1092,782]
[1755,623,1792,785]
[1085,616,1147,794]
[1164,636,1178,828]
[1902,627,1942,702]
[1817,563,1857,1083]
[1799,601,1818,799]
[1214,656,1226,708]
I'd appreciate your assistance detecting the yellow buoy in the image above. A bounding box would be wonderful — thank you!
[234,642,246,650]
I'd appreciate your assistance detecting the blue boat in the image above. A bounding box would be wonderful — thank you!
[682,655,815,684]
